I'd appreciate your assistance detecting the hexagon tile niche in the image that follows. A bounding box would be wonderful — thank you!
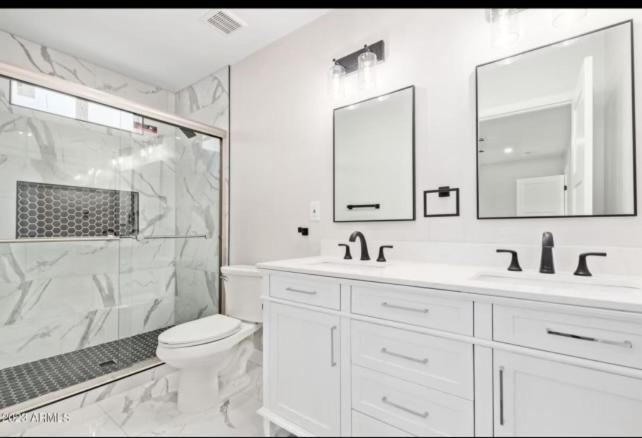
[16,181,139,238]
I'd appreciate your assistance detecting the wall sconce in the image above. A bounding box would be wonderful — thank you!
[329,41,385,97]
[357,44,378,90]
[551,9,587,28]
[486,9,523,48]
[329,58,346,98]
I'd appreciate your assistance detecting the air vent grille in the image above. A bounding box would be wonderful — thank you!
[205,10,245,34]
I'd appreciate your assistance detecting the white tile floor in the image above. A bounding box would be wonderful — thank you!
[4,366,263,437]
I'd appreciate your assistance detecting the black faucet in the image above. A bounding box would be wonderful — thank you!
[574,252,607,276]
[496,249,522,272]
[338,243,352,260]
[349,231,370,261]
[539,232,555,274]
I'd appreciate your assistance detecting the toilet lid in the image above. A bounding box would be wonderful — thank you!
[158,314,242,348]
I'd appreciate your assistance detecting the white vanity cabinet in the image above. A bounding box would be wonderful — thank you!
[265,301,341,436]
[493,351,642,436]
[259,268,642,437]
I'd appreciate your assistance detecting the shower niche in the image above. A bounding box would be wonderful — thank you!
[16,181,139,238]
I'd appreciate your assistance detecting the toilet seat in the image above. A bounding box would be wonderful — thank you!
[158,314,242,348]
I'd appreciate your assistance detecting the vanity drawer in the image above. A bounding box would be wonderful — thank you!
[352,410,413,437]
[269,273,340,310]
[351,320,473,399]
[350,283,473,335]
[352,366,474,437]
[494,304,642,369]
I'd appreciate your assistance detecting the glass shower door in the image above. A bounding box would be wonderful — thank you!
[116,117,221,369]
[0,76,134,410]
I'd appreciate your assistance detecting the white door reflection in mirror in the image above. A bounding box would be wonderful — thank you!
[516,175,566,216]
[569,56,594,215]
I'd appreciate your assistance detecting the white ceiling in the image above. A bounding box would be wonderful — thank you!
[0,8,329,91]
[479,105,571,165]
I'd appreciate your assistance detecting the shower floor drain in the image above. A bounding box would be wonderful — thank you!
[0,327,169,410]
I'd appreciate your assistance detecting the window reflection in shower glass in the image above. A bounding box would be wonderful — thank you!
[10,79,138,132]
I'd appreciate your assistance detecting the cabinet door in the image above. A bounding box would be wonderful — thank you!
[267,302,341,436]
[494,350,642,436]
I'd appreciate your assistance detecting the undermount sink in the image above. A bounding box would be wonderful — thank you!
[473,272,641,293]
[306,259,387,269]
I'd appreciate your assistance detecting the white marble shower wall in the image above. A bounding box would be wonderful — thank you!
[118,119,179,336]
[173,129,221,324]
[0,90,178,368]
[174,67,229,128]
[0,241,121,369]
[173,68,229,324]
[0,64,178,369]
[0,30,174,113]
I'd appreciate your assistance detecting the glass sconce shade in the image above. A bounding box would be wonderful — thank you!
[551,9,587,28]
[357,45,378,90]
[329,58,346,98]
[490,9,521,48]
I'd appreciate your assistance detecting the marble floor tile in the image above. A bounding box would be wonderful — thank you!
[140,379,262,437]
[11,366,262,437]
[11,404,126,437]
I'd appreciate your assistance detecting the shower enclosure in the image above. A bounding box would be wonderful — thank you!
[0,62,227,413]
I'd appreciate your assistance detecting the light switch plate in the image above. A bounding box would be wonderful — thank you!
[309,201,321,222]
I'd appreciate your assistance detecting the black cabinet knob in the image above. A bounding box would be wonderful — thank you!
[496,249,522,272]
[574,252,607,276]
[377,245,394,262]
[338,243,352,260]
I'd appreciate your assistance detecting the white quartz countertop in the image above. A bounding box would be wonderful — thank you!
[257,256,642,313]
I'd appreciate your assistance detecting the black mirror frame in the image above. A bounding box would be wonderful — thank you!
[475,20,637,220]
[333,85,416,223]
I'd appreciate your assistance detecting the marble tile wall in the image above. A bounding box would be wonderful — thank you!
[174,67,229,128]
[174,68,229,324]
[172,131,221,324]
[0,91,178,368]
[0,30,174,113]
[0,42,178,368]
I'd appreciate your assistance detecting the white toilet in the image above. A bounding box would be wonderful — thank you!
[156,265,262,413]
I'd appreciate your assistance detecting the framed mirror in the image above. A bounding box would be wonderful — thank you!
[476,21,636,219]
[334,86,415,222]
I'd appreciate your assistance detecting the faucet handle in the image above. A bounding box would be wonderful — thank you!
[574,252,607,277]
[377,245,394,263]
[496,249,522,272]
[338,243,352,260]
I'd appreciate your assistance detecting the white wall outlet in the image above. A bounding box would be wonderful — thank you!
[309,201,321,222]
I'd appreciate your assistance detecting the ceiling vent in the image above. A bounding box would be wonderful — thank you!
[202,10,246,35]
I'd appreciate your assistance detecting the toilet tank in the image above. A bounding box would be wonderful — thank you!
[221,265,263,323]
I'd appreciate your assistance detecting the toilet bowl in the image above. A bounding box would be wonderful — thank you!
[156,265,262,413]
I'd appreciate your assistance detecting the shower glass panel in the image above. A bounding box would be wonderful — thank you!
[116,118,221,367]
[0,75,222,412]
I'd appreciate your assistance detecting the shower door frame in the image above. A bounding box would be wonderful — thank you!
[0,61,230,415]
